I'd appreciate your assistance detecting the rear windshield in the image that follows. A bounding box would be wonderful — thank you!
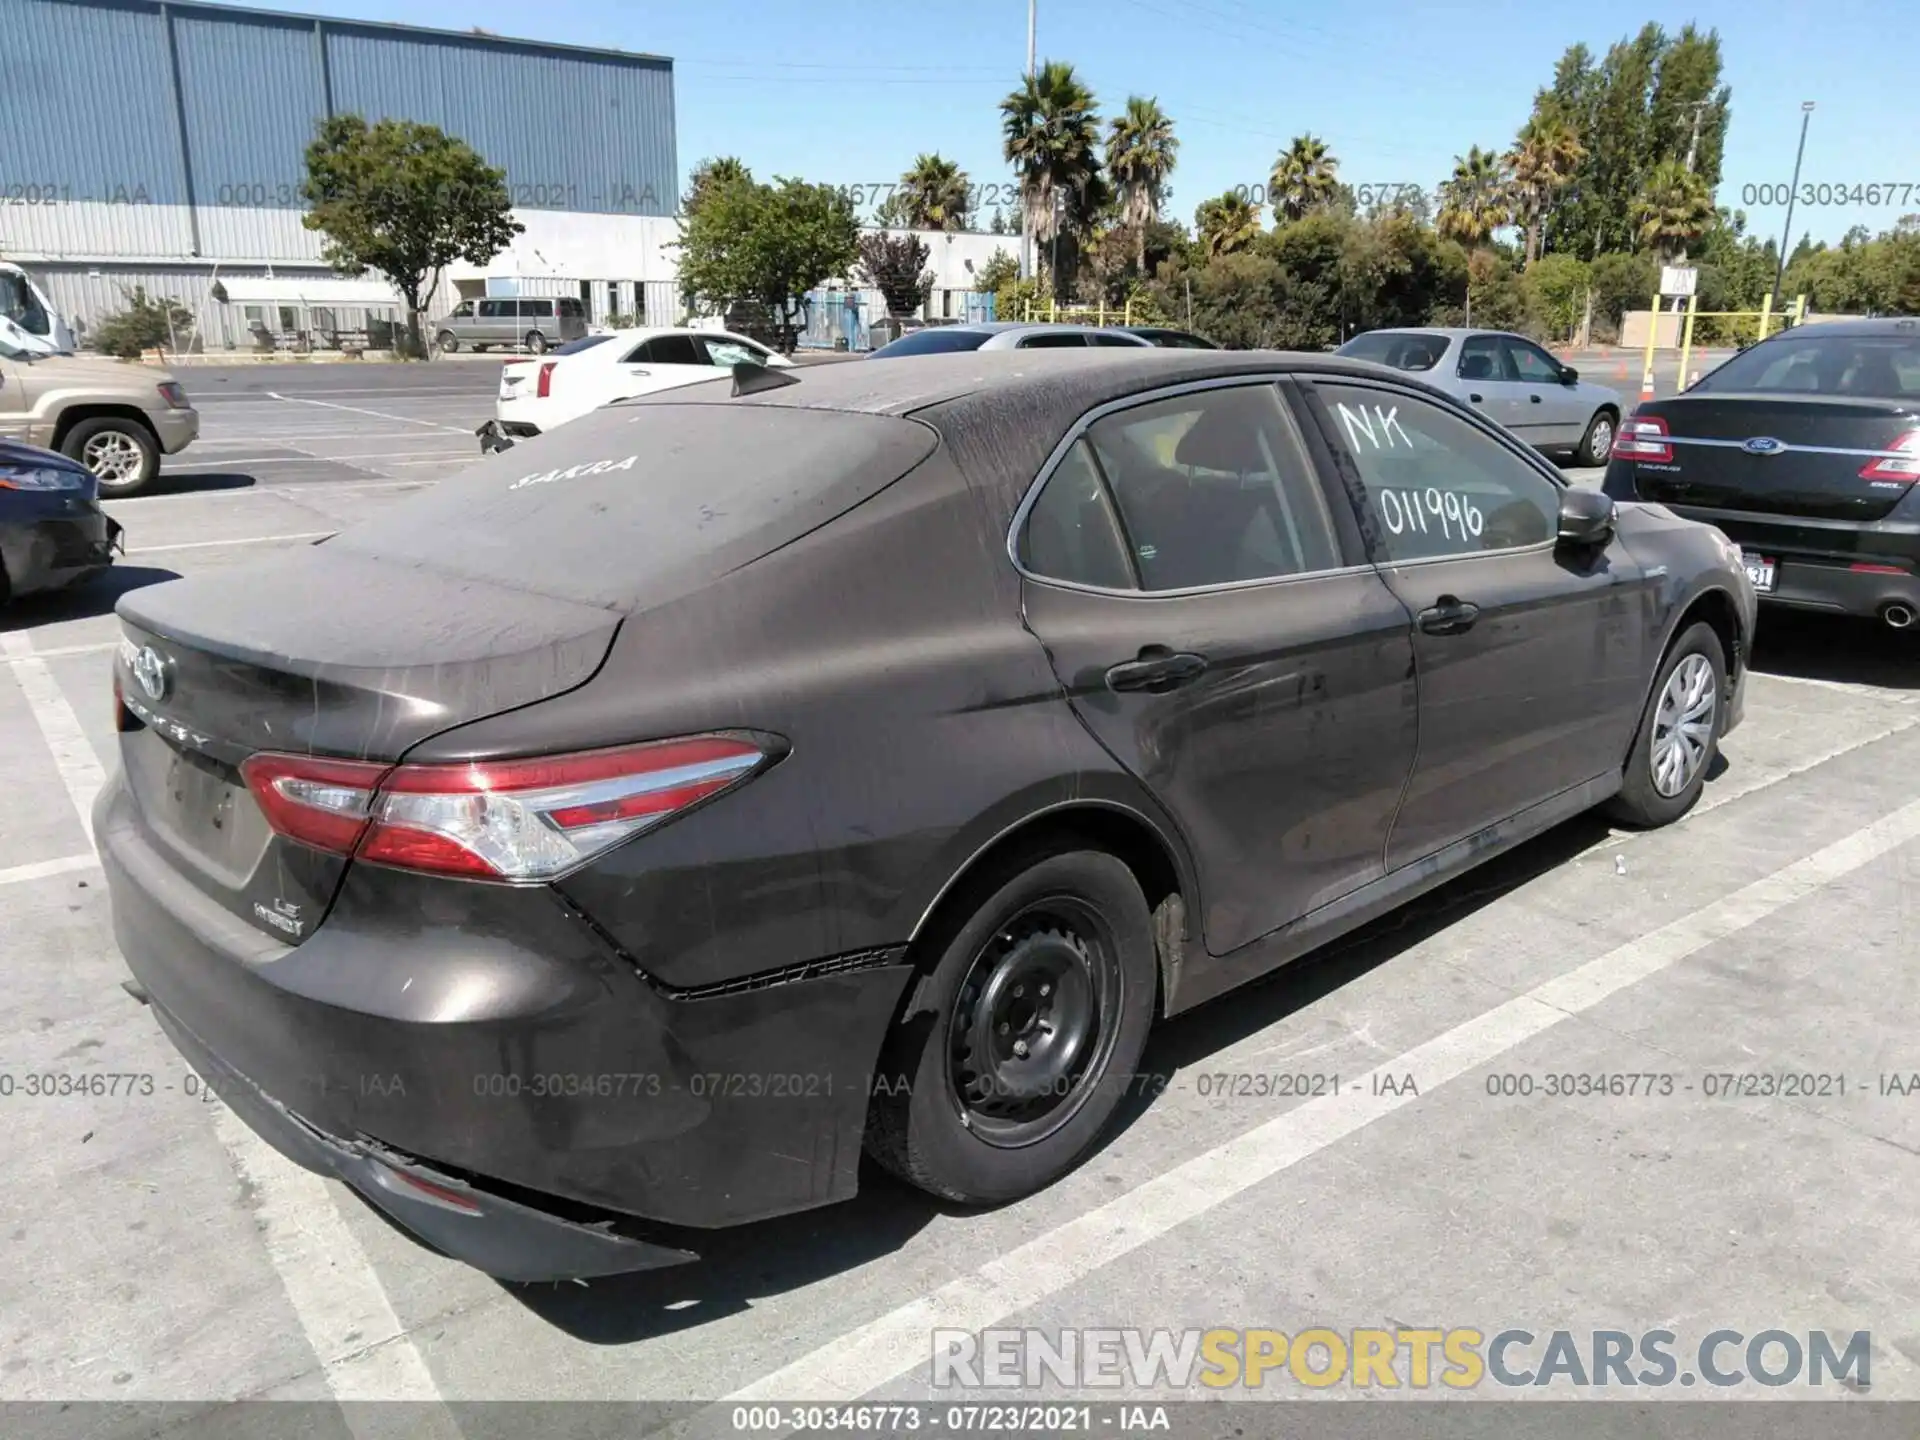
[1337,332,1449,372]
[870,328,991,358]
[329,403,939,611]
[1694,331,1920,399]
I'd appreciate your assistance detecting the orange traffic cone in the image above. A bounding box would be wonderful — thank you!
[1639,370,1655,402]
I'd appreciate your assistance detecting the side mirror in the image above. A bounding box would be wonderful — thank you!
[1559,365,1580,384]
[1557,486,1615,547]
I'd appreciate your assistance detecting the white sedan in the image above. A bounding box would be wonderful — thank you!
[480,327,792,450]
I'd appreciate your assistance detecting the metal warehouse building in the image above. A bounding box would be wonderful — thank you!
[0,0,681,350]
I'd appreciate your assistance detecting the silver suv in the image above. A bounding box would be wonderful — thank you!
[436,296,589,354]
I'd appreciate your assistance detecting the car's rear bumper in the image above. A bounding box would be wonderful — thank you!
[154,408,200,454]
[0,508,121,597]
[1625,497,1920,622]
[94,769,914,1280]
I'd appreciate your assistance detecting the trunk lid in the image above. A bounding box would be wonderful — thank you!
[110,399,937,943]
[114,547,623,942]
[1630,394,1917,522]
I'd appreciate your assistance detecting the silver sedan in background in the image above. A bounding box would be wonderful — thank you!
[1337,327,1623,466]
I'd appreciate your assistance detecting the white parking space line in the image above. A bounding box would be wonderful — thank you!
[1,631,457,1427]
[0,634,107,849]
[0,853,100,887]
[128,531,335,554]
[3,641,117,661]
[266,391,476,434]
[1760,671,1920,702]
[701,794,1920,1419]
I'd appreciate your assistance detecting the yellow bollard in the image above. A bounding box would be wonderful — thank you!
[1676,290,1699,391]
[1639,285,1661,404]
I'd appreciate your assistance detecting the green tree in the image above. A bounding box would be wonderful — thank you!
[1001,60,1104,300]
[1268,134,1340,223]
[1105,95,1179,273]
[900,153,972,230]
[1437,146,1512,249]
[1588,250,1659,338]
[1632,158,1714,262]
[873,190,915,228]
[856,231,935,317]
[683,156,753,218]
[1521,252,1591,340]
[974,247,1019,294]
[89,286,194,360]
[300,114,522,358]
[676,176,860,352]
[1649,26,1731,195]
[1195,190,1262,257]
[1508,115,1585,266]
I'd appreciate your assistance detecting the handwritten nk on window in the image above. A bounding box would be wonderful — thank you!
[1335,402,1486,542]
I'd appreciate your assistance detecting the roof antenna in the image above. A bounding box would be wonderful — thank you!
[731,360,801,397]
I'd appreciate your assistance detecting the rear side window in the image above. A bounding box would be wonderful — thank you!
[1017,332,1088,349]
[557,298,586,317]
[1087,331,1144,347]
[1456,335,1500,380]
[519,299,554,318]
[627,334,704,365]
[1020,442,1134,589]
[478,300,510,318]
[1087,384,1341,591]
[1338,332,1447,372]
[1695,333,1920,399]
[869,328,991,357]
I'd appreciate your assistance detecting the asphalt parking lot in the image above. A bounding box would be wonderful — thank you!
[2,360,1917,1435]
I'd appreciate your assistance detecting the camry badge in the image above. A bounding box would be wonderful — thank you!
[132,645,170,702]
[1742,436,1787,456]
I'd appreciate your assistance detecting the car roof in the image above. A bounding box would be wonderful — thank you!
[627,347,1432,420]
[1761,317,1920,339]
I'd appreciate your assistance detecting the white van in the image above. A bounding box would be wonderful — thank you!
[0,263,78,354]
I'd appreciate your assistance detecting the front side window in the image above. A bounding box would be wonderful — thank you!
[1316,382,1560,561]
[1086,384,1341,591]
[1502,338,1563,384]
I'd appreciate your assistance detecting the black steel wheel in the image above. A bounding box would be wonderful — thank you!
[867,844,1158,1204]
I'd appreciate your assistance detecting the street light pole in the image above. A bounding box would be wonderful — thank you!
[1769,101,1815,323]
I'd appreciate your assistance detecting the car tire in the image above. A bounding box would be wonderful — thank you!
[1578,409,1617,467]
[436,330,458,353]
[525,331,548,355]
[865,844,1158,1205]
[1606,621,1727,828]
[61,417,159,497]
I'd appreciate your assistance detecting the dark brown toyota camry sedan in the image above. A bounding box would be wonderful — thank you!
[96,350,1755,1281]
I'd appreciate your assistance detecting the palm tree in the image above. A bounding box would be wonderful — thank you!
[1632,158,1715,264]
[1105,95,1178,273]
[1001,60,1103,299]
[1268,134,1339,223]
[1195,190,1262,258]
[1436,146,1512,249]
[1507,116,1585,266]
[900,153,972,231]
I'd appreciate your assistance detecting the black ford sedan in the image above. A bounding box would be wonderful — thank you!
[98,349,1752,1281]
[1605,317,1920,630]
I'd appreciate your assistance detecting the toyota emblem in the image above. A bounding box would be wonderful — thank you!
[1742,436,1786,456]
[132,645,170,702]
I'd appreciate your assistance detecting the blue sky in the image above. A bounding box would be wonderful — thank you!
[291,0,1908,247]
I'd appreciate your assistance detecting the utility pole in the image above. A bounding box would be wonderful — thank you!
[1021,0,1036,282]
[1769,102,1815,321]
[1682,99,1712,173]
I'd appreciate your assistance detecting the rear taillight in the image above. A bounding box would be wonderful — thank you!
[241,736,769,881]
[1612,414,1672,462]
[535,362,558,398]
[1860,429,1920,481]
[241,753,388,855]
